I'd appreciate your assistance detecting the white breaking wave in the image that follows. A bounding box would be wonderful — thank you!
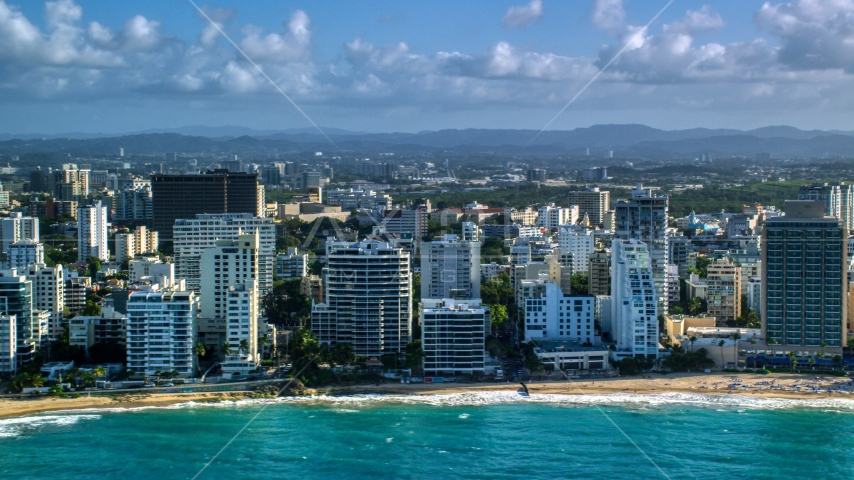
[14,391,854,424]
[0,414,102,438]
[151,391,854,412]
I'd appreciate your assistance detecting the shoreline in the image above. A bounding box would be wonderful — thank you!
[2,372,851,419]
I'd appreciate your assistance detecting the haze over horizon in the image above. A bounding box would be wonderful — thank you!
[6,0,854,134]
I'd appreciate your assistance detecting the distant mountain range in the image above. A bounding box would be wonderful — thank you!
[4,124,854,158]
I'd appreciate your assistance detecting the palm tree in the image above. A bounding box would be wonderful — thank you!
[93,367,106,379]
[718,340,726,369]
[194,342,207,375]
[81,372,96,387]
[808,357,816,370]
[732,332,742,370]
[832,354,843,369]
[688,297,703,315]
[238,339,250,356]
[259,336,270,359]
[30,374,46,388]
[789,352,798,373]
[689,335,698,353]
[222,341,232,356]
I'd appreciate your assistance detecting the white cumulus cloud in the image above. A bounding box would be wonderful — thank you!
[502,0,543,28]
[591,0,625,30]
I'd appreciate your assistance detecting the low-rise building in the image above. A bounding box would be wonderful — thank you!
[663,314,716,346]
[532,341,611,372]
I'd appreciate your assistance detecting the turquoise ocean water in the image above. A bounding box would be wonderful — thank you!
[1,392,853,479]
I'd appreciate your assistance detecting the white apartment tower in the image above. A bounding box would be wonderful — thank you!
[25,264,64,338]
[614,183,669,313]
[523,282,595,343]
[77,201,109,262]
[115,226,159,264]
[537,203,579,230]
[126,285,198,377]
[275,247,308,281]
[0,213,39,254]
[311,240,412,357]
[421,234,481,300]
[7,240,44,269]
[219,283,260,375]
[173,213,275,295]
[200,233,260,319]
[558,225,595,275]
[611,239,659,358]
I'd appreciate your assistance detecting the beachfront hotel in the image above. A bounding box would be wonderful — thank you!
[762,200,847,354]
[610,239,659,359]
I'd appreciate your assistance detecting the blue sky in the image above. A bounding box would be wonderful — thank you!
[3,0,854,134]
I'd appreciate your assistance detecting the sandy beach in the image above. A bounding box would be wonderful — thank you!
[1,372,851,419]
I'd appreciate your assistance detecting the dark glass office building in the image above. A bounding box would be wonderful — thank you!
[151,170,261,242]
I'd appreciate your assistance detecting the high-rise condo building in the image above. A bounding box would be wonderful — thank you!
[421,298,490,376]
[537,203,579,230]
[126,285,198,377]
[173,214,274,295]
[0,213,39,255]
[567,188,610,226]
[797,182,854,231]
[7,240,44,269]
[421,234,480,300]
[558,225,594,274]
[77,201,109,262]
[0,269,34,365]
[199,233,260,319]
[706,258,742,323]
[588,251,610,296]
[50,164,90,201]
[114,184,154,221]
[115,226,159,264]
[614,183,669,313]
[0,314,15,375]
[151,170,262,242]
[219,283,260,376]
[275,247,308,281]
[762,201,847,353]
[311,240,412,357]
[611,239,658,358]
[25,264,64,338]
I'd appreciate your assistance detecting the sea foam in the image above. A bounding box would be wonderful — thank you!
[149,390,854,412]
[18,391,854,424]
[0,414,102,438]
